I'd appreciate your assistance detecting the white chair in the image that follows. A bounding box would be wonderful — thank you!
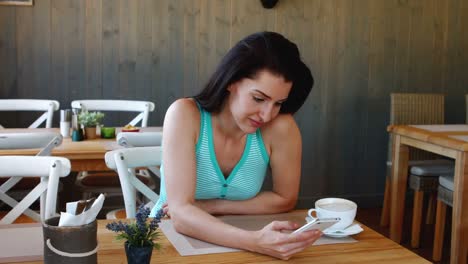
[117,131,163,178]
[71,100,156,212]
[0,156,70,224]
[0,99,60,128]
[0,132,64,223]
[71,100,155,127]
[117,131,163,148]
[103,132,162,219]
[105,147,162,219]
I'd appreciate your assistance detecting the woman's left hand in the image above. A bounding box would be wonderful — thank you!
[162,203,170,217]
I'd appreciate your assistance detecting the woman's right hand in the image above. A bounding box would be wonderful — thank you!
[250,221,322,260]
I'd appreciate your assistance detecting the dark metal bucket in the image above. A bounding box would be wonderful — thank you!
[42,217,98,264]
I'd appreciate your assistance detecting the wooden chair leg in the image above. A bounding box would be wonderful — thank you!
[380,176,391,226]
[433,200,447,262]
[411,190,424,248]
[426,192,437,225]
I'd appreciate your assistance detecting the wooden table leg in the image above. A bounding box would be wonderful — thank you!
[450,152,468,264]
[390,135,409,243]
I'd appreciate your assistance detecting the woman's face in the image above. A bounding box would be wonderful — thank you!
[227,70,292,134]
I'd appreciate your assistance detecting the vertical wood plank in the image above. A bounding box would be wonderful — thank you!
[85,0,103,98]
[16,2,35,126]
[32,0,51,99]
[51,0,67,107]
[276,0,303,45]
[135,0,153,102]
[67,0,85,106]
[0,6,17,98]
[231,0,275,44]
[118,0,137,100]
[0,6,18,127]
[167,0,184,103]
[300,0,336,198]
[406,0,425,91]
[183,0,200,97]
[394,0,411,92]
[444,0,463,124]
[197,0,231,92]
[16,4,33,99]
[151,0,170,123]
[102,0,120,99]
[429,0,448,92]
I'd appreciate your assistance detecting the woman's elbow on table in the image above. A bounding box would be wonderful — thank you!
[281,196,298,212]
[169,206,191,234]
[269,194,298,213]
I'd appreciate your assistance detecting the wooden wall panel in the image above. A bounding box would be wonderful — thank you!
[1,0,467,207]
[151,0,170,123]
[85,0,102,99]
[102,0,120,99]
[0,6,17,127]
[136,0,154,101]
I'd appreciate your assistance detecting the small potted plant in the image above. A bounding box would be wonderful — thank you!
[77,111,104,139]
[106,205,165,264]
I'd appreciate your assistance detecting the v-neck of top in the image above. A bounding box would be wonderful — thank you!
[207,113,252,183]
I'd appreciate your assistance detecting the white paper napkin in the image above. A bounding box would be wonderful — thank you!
[58,194,105,227]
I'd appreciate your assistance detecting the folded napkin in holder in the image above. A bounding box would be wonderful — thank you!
[59,194,105,227]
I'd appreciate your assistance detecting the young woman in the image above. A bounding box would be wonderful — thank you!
[151,31,318,260]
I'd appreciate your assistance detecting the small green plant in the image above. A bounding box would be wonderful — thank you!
[78,111,104,127]
[106,205,165,249]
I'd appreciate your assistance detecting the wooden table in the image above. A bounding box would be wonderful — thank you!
[389,124,468,264]
[0,127,162,171]
[13,212,430,264]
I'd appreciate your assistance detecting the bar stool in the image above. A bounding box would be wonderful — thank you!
[432,174,454,262]
[409,160,454,248]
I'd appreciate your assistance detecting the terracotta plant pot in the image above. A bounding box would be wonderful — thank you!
[84,127,97,139]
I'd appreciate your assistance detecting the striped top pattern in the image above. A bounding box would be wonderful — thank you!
[150,105,270,216]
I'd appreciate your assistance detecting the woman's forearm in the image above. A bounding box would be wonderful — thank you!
[170,203,256,251]
[197,191,297,215]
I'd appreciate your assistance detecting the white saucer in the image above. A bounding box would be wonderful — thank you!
[323,228,363,238]
[305,216,363,238]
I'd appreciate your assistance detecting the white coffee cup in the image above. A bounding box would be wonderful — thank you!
[308,198,357,231]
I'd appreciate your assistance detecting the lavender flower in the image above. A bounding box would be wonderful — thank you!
[106,205,166,249]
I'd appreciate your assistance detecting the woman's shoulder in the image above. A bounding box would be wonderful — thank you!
[167,98,199,116]
[164,98,201,135]
[261,114,300,143]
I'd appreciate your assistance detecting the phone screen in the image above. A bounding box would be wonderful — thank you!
[292,218,340,234]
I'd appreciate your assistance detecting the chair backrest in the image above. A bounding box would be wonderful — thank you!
[0,132,64,224]
[0,156,70,224]
[71,100,155,127]
[389,93,445,160]
[117,132,163,148]
[0,99,60,128]
[105,147,162,218]
[0,132,63,156]
[117,131,163,178]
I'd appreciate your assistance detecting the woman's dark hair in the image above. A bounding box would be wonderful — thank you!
[194,31,313,114]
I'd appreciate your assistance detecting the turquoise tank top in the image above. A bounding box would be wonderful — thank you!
[151,105,270,216]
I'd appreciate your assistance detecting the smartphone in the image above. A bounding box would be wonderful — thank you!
[291,217,341,234]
